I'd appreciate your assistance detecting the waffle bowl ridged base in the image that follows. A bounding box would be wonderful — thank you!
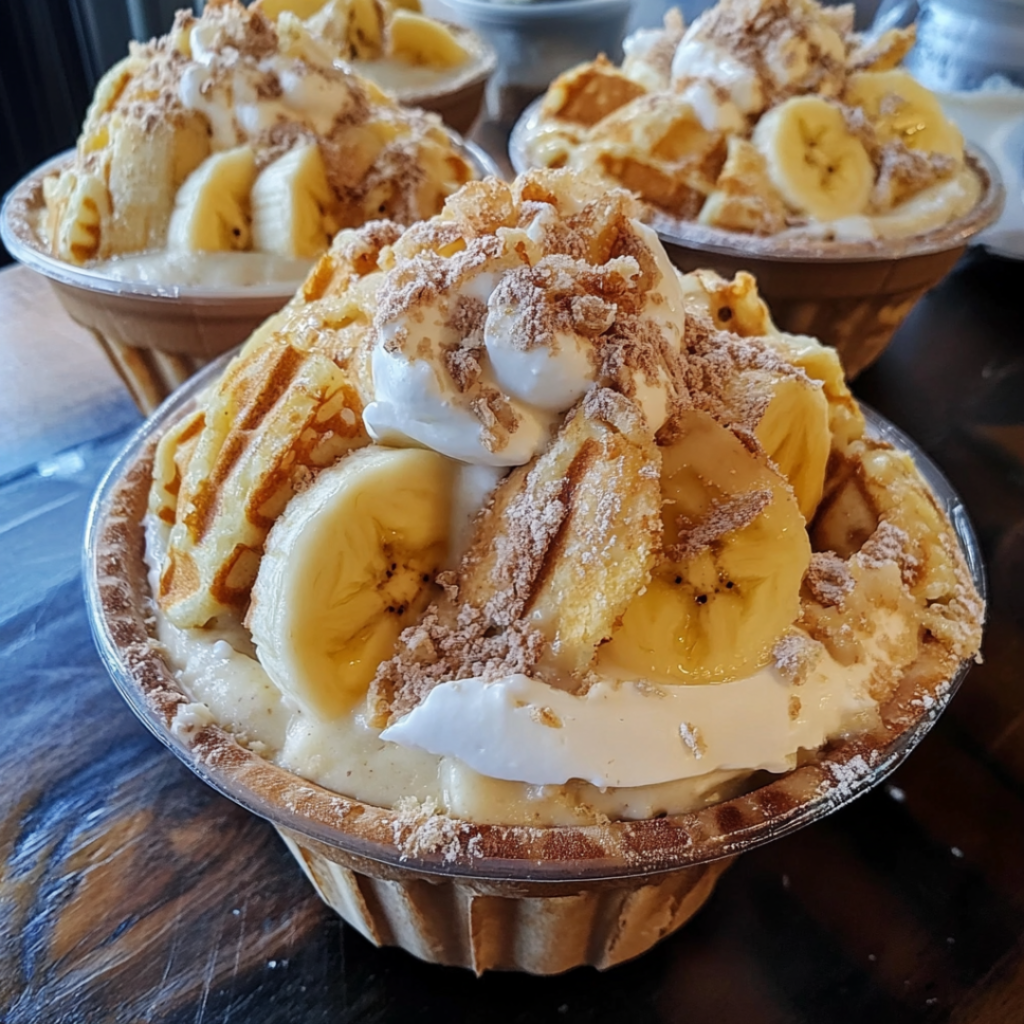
[49,276,289,415]
[281,828,732,973]
[84,355,985,975]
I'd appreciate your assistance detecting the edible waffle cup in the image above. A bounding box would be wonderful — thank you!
[1,142,499,416]
[510,111,1004,377]
[85,352,985,975]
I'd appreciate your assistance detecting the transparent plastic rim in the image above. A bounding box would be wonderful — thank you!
[1,136,501,303]
[508,97,1006,263]
[83,352,986,883]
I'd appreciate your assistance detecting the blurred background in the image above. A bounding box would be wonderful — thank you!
[0,0,891,266]
[0,0,183,265]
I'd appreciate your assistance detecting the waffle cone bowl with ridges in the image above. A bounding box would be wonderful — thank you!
[86,173,984,974]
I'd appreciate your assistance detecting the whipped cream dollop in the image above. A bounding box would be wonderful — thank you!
[380,649,880,789]
[180,23,361,148]
[362,211,687,466]
[672,40,762,131]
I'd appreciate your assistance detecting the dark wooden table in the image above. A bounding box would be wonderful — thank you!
[1,231,1023,1021]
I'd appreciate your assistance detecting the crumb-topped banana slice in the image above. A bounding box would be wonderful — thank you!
[603,409,810,684]
[458,388,662,675]
[369,388,662,725]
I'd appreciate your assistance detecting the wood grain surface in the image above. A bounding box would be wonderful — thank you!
[0,240,1022,1022]
[0,267,139,480]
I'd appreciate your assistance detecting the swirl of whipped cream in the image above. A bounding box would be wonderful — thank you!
[179,18,362,148]
[672,39,763,127]
[362,210,688,466]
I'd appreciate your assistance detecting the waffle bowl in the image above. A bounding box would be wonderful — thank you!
[84,350,985,975]
[1,139,500,416]
[510,102,1005,377]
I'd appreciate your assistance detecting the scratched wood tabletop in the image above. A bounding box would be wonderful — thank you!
[1,237,1023,1022]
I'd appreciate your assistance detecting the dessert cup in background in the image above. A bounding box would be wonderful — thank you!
[249,0,499,135]
[509,122,1004,376]
[444,0,633,124]
[508,0,1008,373]
[355,24,498,135]
[1,141,499,414]
[648,148,1003,377]
[2,1,496,413]
[84,353,985,974]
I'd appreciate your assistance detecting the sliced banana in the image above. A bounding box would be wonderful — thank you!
[249,447,455,720]
[81,54,143,129]
[388,9,469,68]
[602,410,810,684]
[42,170,111,264]
[253,0,329,18]
[306,0,385,59]
[251,143,338,259]
[741,371,830,522]
[753,95,874,222]
[348,0,386,57]
[456,393,662,677]
[844,70,963,160]
[167,146,257,253]
[763,331,866,455]
[105,113,211,255]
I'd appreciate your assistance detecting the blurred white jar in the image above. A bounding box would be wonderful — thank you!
[895,0,1024,89]
[443,0,634,123]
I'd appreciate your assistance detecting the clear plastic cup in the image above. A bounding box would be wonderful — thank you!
[83,353,986,974]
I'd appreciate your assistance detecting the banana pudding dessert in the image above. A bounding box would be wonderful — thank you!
[253,0,494,127]
[519,0,983,240]
[34,0,475,287]
[141,169,983,831]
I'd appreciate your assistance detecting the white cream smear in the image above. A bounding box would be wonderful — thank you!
[147,518,760,824]
[179,21,360,149]
[349,54,481,98]
[381,659,878,789]
[790,167,983,242]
